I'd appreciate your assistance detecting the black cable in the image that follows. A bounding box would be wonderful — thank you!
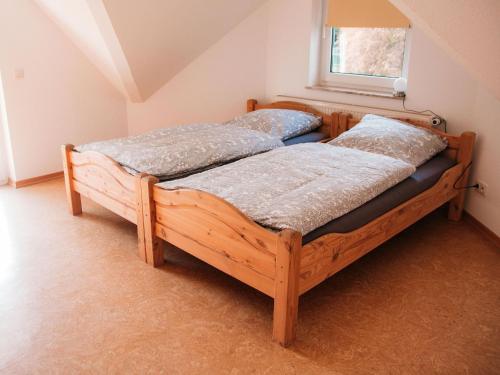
[402,96,447,132]
[453,160,478,190]
[402,95,439,117]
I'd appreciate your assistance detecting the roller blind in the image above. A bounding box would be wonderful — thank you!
[326,0,410,28]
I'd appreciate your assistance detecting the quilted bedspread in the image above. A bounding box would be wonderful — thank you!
[76,124,284,180]
[159,143,416,235]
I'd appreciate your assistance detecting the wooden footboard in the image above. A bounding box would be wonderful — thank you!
[143,184,303,346]
[62,145,138,223]
[61,144,158,262]
[149,187,281,296]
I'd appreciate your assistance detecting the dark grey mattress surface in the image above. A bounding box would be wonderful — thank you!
[284,131,327,145]
[302,154,456,244]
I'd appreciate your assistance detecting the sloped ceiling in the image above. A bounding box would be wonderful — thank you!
[102,0,267,100]
[34,0,267,102]
[33,0,127,96]
[35,0,499,102]
[390,0,500,100]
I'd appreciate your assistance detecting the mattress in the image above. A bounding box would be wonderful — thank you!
[284,131,328,145]
[302,154,456,244]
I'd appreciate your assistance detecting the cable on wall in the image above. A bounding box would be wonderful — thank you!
[402,95,447,132]
[453,161,478,190]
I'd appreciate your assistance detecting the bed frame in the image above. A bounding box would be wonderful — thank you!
[140,112,476,346]
[62,99,336,264]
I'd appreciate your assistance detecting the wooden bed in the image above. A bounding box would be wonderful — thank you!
[62,99,336,264]
[140,112,476,346]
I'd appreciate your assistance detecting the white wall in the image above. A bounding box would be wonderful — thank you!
[127,5,268,134]
[390,0,500,101]
[0,0,128,181]
[263,0,499,235]
[0,74,11,184]
[103,0,267,100]
[33,0,127,96]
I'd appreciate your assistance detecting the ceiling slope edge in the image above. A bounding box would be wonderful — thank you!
[86,0,142,102]
[389,0,500,101]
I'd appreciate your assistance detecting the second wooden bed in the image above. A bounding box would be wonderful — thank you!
[139,112,476,346]
[62,99,335,264]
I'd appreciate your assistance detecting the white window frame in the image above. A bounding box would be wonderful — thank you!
[309,0,411,96]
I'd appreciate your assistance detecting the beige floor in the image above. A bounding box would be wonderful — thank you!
[0,179,499,374]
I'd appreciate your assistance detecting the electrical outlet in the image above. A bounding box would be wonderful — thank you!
[14,69,24,79]
[476,181,488,196]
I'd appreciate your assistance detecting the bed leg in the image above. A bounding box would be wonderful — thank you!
[448,132,476,221]
[247,98,257,112]
[140,175,164,267]
[448,191,466,221]
[61,144,82,215]
[273,229,302,347]
[136,175,147,262]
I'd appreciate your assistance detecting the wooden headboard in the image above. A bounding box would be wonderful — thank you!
[245,99,474,166]
[334,111,476,221]
[247,99,334,138]
[333,112,475,165]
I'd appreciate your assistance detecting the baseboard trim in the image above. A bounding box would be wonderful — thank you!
[464,211,500,249]
[11,171,64,189]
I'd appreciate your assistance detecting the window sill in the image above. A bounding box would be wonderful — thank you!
[306,85,404,100]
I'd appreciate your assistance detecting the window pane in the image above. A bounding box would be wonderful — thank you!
[330,28,406,78]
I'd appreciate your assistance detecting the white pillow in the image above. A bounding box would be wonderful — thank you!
[328,114,447,167]
[225,109,322,140]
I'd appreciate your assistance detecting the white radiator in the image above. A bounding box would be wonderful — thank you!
[275,95,434,124]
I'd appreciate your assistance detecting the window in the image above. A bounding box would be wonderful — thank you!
[330,28,407,78]
[309,0,411,96]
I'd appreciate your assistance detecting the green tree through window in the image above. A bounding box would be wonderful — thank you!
[330,27,406,78]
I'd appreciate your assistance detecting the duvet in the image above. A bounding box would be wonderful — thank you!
[76,124,284,180]
[159,143,416,235]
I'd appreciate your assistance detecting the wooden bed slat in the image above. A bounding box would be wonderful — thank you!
[155,205,277,279]
[157,223,276,297]
[153,189,278,256]
[73,180,137,224]
[72,164,136,208]
[71,150,136,191]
